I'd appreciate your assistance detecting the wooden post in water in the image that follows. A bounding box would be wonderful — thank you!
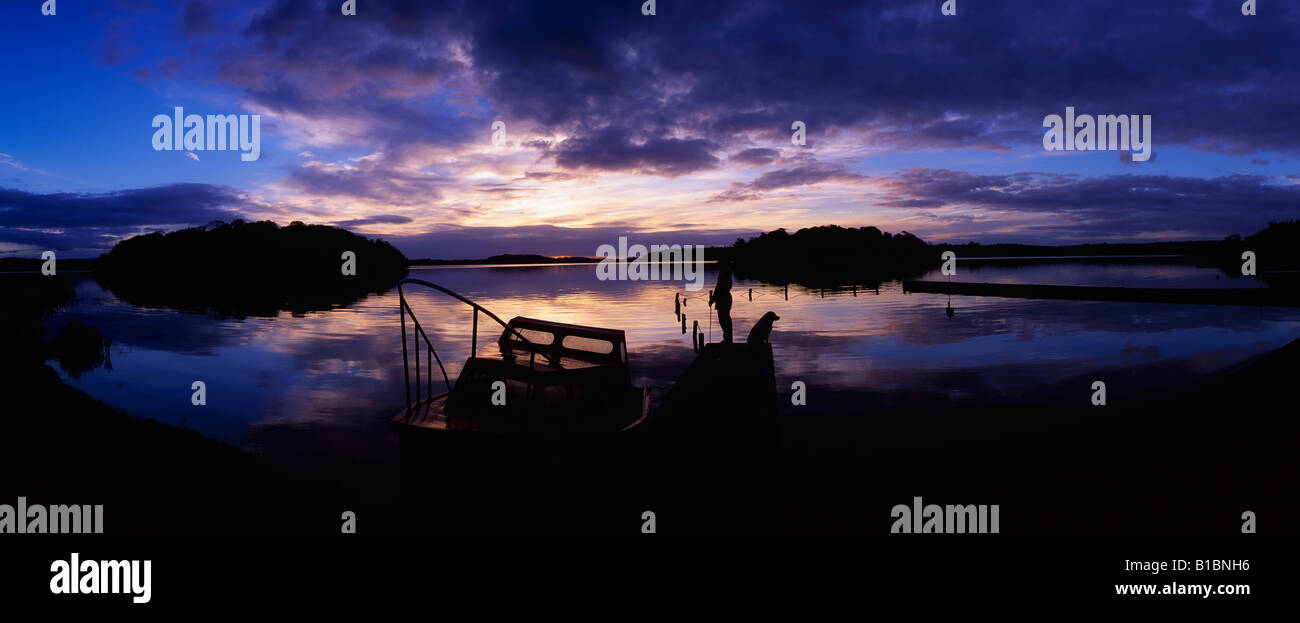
[675,292,680,320]
[697,332,705,352]
[852,285,856,297]
[692,320,700,353]
[784,284,788,300]
[682,313,687,334]
[748,288,752,301]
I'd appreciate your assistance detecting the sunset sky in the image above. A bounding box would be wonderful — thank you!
[2,0,1299,258]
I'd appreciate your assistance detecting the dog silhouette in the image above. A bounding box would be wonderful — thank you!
[746,311,780,345]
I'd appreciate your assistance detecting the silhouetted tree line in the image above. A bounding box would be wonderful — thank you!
[933,221,1300,272]
[933,239,1225,259]
[1205,220,1300,286]
[719,225,936,287]
[93,219,408,317]
[718,221,1300,289]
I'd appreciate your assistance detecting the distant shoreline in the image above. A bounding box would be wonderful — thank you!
[0,254,1201,272]
[3,224,1293,269]
[408,254,598,267]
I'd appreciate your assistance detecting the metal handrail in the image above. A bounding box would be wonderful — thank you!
[397,278,553,413]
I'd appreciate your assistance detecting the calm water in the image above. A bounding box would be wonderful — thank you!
[40,261,1300,466]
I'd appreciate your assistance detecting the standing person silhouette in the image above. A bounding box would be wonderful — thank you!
[709,260,734,343]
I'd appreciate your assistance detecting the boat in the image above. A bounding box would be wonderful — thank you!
[389,279,651,442]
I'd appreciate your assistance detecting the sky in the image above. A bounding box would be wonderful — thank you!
[1,0,1299,258]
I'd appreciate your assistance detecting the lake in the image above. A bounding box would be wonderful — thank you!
[40,260,1300,470]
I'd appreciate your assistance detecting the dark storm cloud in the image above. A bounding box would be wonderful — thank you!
[879,168,1300,241]
[0,184,250,256]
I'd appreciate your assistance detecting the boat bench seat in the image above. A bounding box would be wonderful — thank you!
[495,316,630,382]
[466,351,618,389]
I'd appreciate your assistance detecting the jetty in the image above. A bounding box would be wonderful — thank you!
[903,280,1300,307]
[650,341,778,441]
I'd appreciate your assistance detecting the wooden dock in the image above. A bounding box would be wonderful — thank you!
[903,280,1300,307]
[651,341,779,443]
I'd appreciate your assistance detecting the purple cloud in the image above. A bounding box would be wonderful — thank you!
[0,184,251,256]
[711,162,866,202]
[878,168,1300,242]
[548,127,720,177]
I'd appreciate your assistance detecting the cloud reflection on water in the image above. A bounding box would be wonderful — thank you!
[44,262,1300,465]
